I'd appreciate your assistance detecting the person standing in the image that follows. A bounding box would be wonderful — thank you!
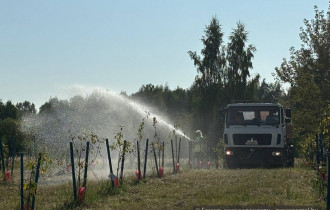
[193,130,205,168]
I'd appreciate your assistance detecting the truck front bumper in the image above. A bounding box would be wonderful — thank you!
[224,147,285,167]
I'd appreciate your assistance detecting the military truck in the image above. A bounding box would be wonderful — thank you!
[223,103,294,168]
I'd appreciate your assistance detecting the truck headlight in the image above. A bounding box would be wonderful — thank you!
[225,150,233,156]
[272,151,281,156]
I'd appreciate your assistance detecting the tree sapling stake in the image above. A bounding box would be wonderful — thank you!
[162,141,164,168]
[137,141,141,181]
[106,139,114,188]
[82,141,90,188]
[152,143,160,177]
[31,153,41,210]
[143,139,149,179]
[171,140,175,173]
[20,153,24,210]
[120,140,127,182]
[178,138,181,164]
[69,142,77,201]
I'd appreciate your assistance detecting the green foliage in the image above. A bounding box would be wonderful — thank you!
[136,112,149,142]
[320,106,330,135]
[188,17,225,87]
[0,100,36,155]
[69,131,104,188]
[226,22,257,100]
[110,126,133,177]
[152,117,161,149]
[213,138,224,166]
[254,79,285,103]
[16,101,36,117]
[0,101,18,120]
[1,137,9,159]
[24,152,52,208]
[0,118,25,156]
[275,4,330,157]
[39,97,69,115]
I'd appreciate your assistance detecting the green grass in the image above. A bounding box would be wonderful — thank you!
[90,167,325,209]
[0,163,326,209]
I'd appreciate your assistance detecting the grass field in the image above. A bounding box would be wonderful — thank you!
[0,163,326,209]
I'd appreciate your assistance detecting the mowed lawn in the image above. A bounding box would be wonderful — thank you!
[0,166,325,209]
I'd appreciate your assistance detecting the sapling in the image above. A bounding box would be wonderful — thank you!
[110,126,133,181]
[69,131,104,189]
[134,112,149,181]
[152,117,163,170]
[168,125,180,173]
[23,152,51,209]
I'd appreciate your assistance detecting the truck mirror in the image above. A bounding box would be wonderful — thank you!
[285,108,291,118]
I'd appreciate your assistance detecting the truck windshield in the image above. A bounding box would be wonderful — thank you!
[227,106,280,125]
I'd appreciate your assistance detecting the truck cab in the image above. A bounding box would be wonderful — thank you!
[223,103,294,168]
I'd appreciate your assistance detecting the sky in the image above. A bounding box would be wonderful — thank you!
[0,0,329,109]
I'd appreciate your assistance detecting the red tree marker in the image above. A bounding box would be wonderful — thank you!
[136,170,142,180]
[114,177,119,187]
[109,173,118,187]
[24,205,29,210]
[158,167,164,177]
[78,187,85,203]
[207,161,211,169]
[67,164,71,173]
[5,171,11,182]
[176,163,180,172]
[199,161,202,168]
[324,174,328,181]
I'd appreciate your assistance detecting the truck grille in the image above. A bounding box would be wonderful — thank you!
[233,134,272,145]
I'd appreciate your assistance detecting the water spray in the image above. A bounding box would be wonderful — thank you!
[19,86,194,184]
